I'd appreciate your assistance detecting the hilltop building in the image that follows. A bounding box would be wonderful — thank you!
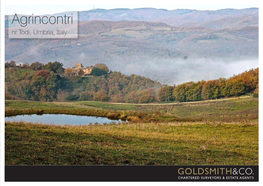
[72,63,93,76]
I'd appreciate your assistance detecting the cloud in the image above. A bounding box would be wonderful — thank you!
[109,55,258,85]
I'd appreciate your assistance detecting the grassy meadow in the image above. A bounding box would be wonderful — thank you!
[5,122,258,165]
[5,96,258,122]
[5,97,258,165]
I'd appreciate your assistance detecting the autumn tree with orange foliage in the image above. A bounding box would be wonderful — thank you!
[65,68,73,77]
[170,68,258,102]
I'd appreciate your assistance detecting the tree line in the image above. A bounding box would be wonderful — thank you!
[5,61,258,103]
[5,61,161,103]
[159,68,258,102]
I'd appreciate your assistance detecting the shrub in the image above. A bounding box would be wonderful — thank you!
[127,116,140,122]
[106,112,120,119]
[119,114,127,120]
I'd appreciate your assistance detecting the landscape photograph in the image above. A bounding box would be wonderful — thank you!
[4,5,258,166]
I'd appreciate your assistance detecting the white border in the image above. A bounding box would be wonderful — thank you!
[1,0,261,186]
[1,0,5,185]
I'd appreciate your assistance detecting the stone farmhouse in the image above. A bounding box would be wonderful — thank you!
[72,63,93,76]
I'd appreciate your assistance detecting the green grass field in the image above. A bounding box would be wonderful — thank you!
[5,96,258,122]
[5,68,36,82]
[5,97,258,165]
[5,122,258,165]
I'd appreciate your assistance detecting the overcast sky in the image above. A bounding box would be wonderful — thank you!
[5,0,259,15]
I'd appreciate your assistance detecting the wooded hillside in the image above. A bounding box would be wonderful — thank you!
[5,61,258,103]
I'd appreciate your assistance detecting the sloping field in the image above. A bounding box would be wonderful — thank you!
[5,121,258,165]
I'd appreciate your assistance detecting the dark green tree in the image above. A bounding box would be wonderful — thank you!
[44,61,64,74]
[94,64,109,73]
[91,67,107,76]
[30,62,44,71]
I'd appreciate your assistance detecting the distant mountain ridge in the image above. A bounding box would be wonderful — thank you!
[76,7,258,29]
[5,8,258,29]
[5,8,258,85]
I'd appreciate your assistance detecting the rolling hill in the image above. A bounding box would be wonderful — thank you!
[76,8,258,29]
[5,8,258,84]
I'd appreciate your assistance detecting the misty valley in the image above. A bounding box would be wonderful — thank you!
[5,8,258,84]
[5,7,258,166]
